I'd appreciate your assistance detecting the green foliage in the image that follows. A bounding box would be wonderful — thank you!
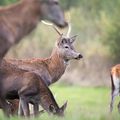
[103,21,120,62]
[100,0,120,62]
[0,0,17,5]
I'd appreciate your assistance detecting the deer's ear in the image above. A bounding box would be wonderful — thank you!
[60,101,67,112]
[49,104,56,113]
[70,35,77,43]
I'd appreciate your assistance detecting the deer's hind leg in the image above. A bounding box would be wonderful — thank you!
[33,103,39,116]
[0,98,11,117]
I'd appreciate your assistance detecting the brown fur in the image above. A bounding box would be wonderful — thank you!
[0,0,67,64]
[5,50,67,85]
[0,60,67,117]
[4,35,82,85]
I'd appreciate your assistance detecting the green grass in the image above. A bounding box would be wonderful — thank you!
[0,85,120,120]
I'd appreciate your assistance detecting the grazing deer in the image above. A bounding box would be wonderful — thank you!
[1,23,83,115]
[110,64,120,112]
[0,60,67,117]
[0,0,67,64]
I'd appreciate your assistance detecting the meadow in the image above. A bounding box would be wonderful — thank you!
[0,85,119,120]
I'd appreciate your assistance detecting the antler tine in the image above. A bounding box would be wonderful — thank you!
[41,20,62,36]
[66,23,71,38]
[52,26,63,36]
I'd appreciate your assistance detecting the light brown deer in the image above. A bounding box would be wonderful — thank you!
[2,24,83,115]
[110,64,120,112]
[4,25,83,86]
[0,60,67,117]
[0,0,67,64]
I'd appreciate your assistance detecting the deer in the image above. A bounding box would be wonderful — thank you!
[0,60,67,117]
[1,23,83,115]
[110,64,120,112]
[4,23,83,86]
[0,0,67,64]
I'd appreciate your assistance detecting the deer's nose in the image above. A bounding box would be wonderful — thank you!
[78,54,83,59]
[58,21,68,28]
[75,54,83,60]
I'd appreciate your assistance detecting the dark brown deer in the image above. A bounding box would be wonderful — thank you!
[0,60,67,117]
[0,0,67,64]
[1,24,82,115]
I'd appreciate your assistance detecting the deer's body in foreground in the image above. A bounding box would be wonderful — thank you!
[0,60,67,117]
[1,26,83,115]
[0,0,67,64]
[4,35,83,86]
[110,64,120,112]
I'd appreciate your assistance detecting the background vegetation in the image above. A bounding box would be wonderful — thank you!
[0,0,120,119]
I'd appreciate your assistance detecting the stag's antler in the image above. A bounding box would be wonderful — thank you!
[66,23,71,38]
[41,21,62,36]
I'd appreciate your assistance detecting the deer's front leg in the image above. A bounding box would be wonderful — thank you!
[110,88,119,112]
[18,99,24,116]
[19,97,30,117]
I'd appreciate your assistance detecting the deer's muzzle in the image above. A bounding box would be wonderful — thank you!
[57,21,68,28]
[75,54,83,60]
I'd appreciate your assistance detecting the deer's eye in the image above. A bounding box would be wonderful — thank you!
[65,46,69,49]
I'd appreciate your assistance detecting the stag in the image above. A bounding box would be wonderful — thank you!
[4,23,83,86]
[1,23,83,115]
[0,60,67,117]
[0,0,67,64]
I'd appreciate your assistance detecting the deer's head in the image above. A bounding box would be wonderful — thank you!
[55,24,83,62]
[42,21,83,62]
[56,35,83,62]
[49,101,67,116]
[39,0,67,28]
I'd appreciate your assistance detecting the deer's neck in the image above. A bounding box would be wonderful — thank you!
[47,48,68,84]
[0,0,41,44]
[40,83,59,112]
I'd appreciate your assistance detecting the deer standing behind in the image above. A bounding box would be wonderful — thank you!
[0,60,67,117]
[2,24,83,115]
[0,0,67,64]
[110,64,120,112]
[5,25,83,86]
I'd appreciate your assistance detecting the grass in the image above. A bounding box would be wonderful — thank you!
[0,85,120,120]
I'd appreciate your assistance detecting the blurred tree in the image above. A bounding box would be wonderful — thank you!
[0,0,17,5]
[101,0,120,63]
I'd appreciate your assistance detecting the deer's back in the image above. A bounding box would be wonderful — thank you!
[111,64,120,78]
